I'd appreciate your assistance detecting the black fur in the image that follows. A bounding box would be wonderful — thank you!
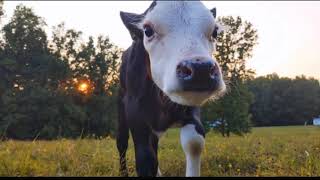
[117,37,205,177]
[119,1,157,40]
[211,7,217,18]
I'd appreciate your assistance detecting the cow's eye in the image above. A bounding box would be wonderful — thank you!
[143,25,154,38]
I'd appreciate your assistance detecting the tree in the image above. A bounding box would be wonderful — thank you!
[74,35,121,95]
[202,16,258,137]
[215,16,258,82]
[1,4,50,90]
[0,5,76,140]
[0,0,4,22]
[2,5,48,59]
[49,23,122,138]
[246,74,274,126]
[0,85,87,140]
[74,35,121,137]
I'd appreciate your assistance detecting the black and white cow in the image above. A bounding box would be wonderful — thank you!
[117,1,226,177]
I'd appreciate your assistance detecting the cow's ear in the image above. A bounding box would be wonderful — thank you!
[211,7,217,19]
[120,11,144,40]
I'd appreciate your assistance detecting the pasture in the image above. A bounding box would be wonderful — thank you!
[0,126,319,177]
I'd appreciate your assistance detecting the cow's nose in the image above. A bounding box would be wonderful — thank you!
[176,59,220,92]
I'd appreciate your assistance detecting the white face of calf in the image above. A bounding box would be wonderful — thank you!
[121,1,226,106]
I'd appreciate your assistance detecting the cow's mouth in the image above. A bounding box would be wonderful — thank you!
[178,78,221,92]
[164,83,226,107]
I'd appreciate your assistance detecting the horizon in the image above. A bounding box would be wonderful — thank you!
[2,1,320,80]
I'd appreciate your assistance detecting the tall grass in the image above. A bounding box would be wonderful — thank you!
[0,126,319,176]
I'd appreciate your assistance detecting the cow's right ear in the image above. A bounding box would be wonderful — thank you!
[211,8,217,19]
[120,11,144,41]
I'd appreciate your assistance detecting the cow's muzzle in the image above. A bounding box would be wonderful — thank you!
[176,59,221,92]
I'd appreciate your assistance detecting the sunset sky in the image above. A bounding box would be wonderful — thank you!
[2,1,320,79]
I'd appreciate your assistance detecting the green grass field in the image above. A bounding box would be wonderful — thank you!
[0,126,319,176]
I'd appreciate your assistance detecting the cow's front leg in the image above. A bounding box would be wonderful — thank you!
[131,127,158,177]
[180,123,205,177]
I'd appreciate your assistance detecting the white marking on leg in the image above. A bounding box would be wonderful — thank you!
[156,167,162,177]
[152,130,164,138]
[180,124,205,177]
[152,130,164,177]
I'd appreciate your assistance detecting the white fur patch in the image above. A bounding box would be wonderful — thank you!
[180,124,205,177]
[152,130,164,138]
[157,167,162,177]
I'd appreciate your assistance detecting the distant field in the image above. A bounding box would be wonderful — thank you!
[0,126,319,176]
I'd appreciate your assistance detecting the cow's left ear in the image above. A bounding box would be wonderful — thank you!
[211,7,217,19]
[120,11,144,40]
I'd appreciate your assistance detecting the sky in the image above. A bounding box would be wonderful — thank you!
[2,1,320,79]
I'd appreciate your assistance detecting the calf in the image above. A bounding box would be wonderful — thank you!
[117,1,226,177]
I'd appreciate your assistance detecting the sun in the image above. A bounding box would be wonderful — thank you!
[78,82,89,94]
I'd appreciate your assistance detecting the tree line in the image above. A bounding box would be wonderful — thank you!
[0,4,319,139]
[248,74,320,127]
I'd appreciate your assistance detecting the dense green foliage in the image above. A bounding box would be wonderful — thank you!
[248,74,320,126]
[0,5,121,140]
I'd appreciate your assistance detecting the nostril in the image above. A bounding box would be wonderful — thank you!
[209,64,218,79]
[177,63,193,79]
